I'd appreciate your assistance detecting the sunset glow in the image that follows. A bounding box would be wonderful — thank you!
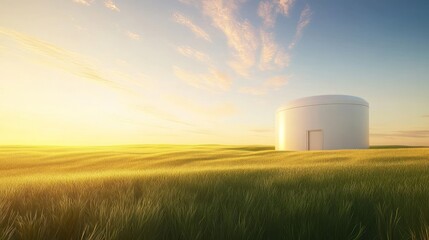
[1,0,428,146]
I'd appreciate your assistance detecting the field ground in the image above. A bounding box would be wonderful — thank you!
[0,145,429,239]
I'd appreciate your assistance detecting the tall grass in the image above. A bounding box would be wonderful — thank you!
[0,145,428,239]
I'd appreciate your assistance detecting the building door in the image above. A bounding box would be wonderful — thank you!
[308,130,323,150]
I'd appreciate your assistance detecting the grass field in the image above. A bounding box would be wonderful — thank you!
[0,145,429,240]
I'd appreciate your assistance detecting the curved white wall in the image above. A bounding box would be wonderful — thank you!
[275,95,369,151]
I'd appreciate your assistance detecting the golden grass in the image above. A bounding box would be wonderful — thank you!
[0,145,428,239]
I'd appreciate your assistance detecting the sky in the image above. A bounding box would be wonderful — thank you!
[0,0,428,146]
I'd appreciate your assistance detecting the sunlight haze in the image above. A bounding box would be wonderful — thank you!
[1,0,428,146]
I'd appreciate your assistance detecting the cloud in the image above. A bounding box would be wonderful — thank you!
[126,31,141,41]
[73,0,93,6]
[173,66,232,92]
[289,4,312,50]
[259,30,276,70]
[176,46,211,64]
[73,0,120,12]
[274,48,290,68]
[0,27,118,87]
[177,0,302,76]
[240,75,288,95]
[258,0,294,28]
[172,12,212,42]
[258,1,275,28]
[265,75,289,88]
[276,0,294,15]
[422,115,429,118]
[371,130,429,139]
[396,130,429,138]
[259,30,290,70]
[104,0,120,12]
[202,0,258,76]
[0,27,198,132]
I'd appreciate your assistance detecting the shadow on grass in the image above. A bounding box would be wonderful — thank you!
[370,145,428,149]
[219,146,275,151]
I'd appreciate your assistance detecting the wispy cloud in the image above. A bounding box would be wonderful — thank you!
[276,0,294,15]
[371,130,429,139]
[258,0,294,28]
[265,75,289,88]
[1,27,198,133]
[397,130,429,138]
[0,27,117,87]
[176,46,211,64]
[0,27,156,98]
[240,75,288,95]
[73,0,120,12]
[126,31,141,41]
[176,0,306,77]
[274,48,290,68]
[259,30,277,70]
[173,66,232,92]
[172,12,212,42]
[289,4,312,50]
[259,30,290,70]
[104,0,120,12]
[422,115,429,118]
[258,1,275,28]
[202,0,258,76]
[73,0,93,6]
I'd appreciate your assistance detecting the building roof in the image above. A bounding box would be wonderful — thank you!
[277,95,369,112]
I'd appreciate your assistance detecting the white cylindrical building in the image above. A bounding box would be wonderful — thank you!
[276,95,369,151]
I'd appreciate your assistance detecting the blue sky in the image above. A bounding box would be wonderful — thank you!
[0,0,428,145]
